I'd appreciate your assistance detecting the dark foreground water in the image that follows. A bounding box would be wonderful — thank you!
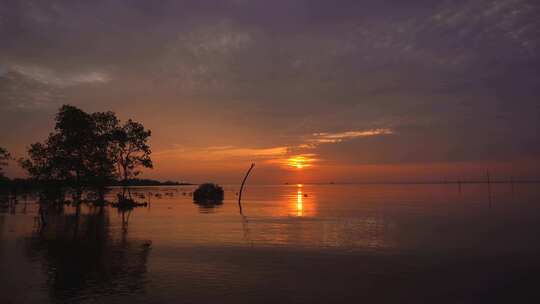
[1,184,540,303]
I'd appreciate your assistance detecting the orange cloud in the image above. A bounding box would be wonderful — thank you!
[310,128,394,143]
[153,128,393,170]
[154,145,288,161]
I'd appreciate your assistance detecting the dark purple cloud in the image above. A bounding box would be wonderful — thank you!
[1,0,539,179]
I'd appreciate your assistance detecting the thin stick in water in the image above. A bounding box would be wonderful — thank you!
[238,163,255,213]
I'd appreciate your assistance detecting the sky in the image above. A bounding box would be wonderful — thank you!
[1,0,539,184]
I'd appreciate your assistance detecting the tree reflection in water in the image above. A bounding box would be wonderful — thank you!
[193,198,223,214]
[25,200,151,302]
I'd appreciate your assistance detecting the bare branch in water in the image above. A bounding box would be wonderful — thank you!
[238,163,255,214]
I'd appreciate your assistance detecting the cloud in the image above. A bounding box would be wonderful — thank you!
[158,20,257,91]
[310,129,394,144]
[182,21,253,55]
[153,128,394,168]
[206,146,288,158]
[0,63,112,111]
[9,64,111,87]
[154,145,288,161]
[0,64,7,77]
[0,68,63,111]
[1,0,538,180]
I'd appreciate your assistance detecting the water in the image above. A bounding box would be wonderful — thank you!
[1,184,540,303]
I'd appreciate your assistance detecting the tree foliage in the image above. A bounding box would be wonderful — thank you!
[19,105,153,191]
[193,183,224,204]
[111,119,153,184]
[0,146,10,176]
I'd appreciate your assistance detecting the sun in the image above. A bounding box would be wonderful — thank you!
[287,156,312,169]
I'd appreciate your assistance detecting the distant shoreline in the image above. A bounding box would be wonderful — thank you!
[0,178,195,189]
[321,180,540,185]
[281,180,540,185]
[129,180,540,186]
[108,179,194,186]
[3,179,540,190]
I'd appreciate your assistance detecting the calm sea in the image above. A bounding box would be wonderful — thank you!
[1,184,540,303]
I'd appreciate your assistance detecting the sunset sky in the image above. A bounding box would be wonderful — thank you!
[1,0,539,183]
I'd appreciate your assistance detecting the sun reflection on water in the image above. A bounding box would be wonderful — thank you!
[296,187,303,217]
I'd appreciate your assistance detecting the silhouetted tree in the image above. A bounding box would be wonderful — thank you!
[19,105,153,199]
[0,147,10,177]
[19,106,119,196]
[20,106,110,193]
[87,111,121,199]
[111,119,153,186]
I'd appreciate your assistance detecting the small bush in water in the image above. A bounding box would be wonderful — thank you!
[193,183,224,204]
